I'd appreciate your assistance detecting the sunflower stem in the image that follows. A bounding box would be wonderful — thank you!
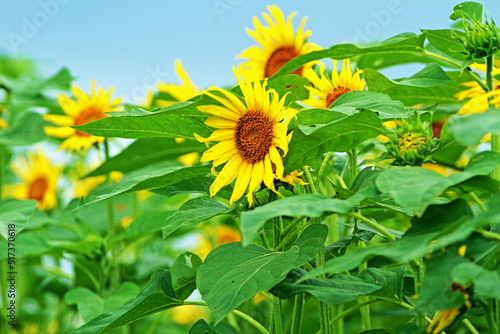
[347,212,396,241]
[315,152,332,191]
[348,148,358,187]
[290,293,305,334]
[232,309,269,334]
[302,166,318,195]
[272,296,283,334]
[485,54,500,181]
[357,241,371,331]
[462,319,480,334]
[410,259,426,327]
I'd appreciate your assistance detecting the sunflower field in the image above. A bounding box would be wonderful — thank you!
[1,2,500,334]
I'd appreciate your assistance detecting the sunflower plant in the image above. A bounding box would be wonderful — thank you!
[1,2,500,334]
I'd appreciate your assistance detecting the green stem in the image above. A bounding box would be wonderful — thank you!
[316,250,332,334]
[348,148,358,187]
[302,166,318,195]
[462,319,480,334]
[315,152,332,191]
[290,294,305,334]
[492,134,500,181]
[357,242,371,331]
[485,54,500,181]
[486,54,494,93]
[411,259,426,327]
[331,305,344,334]
[316,300,379,334]
[469,192,487,213]
[232,309,269,334]
[276,224,310,251]
[348,212,396,241]
[477,229,500,241]
[272,297,283,334]
[281,216,306,237]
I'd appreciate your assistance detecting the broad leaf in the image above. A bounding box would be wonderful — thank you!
[291,224,328,267]
[86,138,205,177]
[329,91,406,119]
[285,110,385,174]
[0,199,37,239]
[162,197,231,238]
[240,188,373,245]
[170,252,203,300]
[453,262,500,300]
[448,109,500,146]
[450,2,483,22]
[197,242,299,323]
[0,112,47,145]
[189,319,221,334]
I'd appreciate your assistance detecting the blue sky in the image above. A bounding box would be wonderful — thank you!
[1,0,500,103]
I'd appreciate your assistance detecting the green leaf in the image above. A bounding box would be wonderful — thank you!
[291,224,328,267]
[73,101,212,140]
[65,287,104,322]
[450,2,483,22]
[267,74,310,105]
[81,164,211,207]
[240,189,372,245]
[375,151,500,216]
[364,69,465,106]
[71,269,183,334]
[301,200,474,278]
[197,242,299,323]
[189,319,221,334]
[162,197,231,238]
[0,112,47,145]
[423,29,467,62]
[115,211,173,242]
[448,109,500,146]
[329,91,407,119]
[273,33,426,77]
[453,262,500,300]
[151,176,232,199]
[270,268,382,305]
[170,252,203,300]
[86,138,204,177]
[285,110,385,174]
[358,267,406,299]
[0,199,37,239]
[397,63,453,87]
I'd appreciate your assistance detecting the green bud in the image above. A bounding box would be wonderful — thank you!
[385,113,440,166]
[461,19,500,59]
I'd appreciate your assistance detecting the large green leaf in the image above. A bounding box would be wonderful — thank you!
[196,242,299,323]
[395,63,453,87]
[270,268,382,305]
[151,176,232,200]
[453,262,500,300]
[450,2,483,21]
[423,29,467,62]
[240,189,373,245]
[73,101,212,140]
[71,269,183,334]
[0,199,37,239]
[0,112,47,145]
[86,138,204,177]
[170,252,203,301]
[162,197,232,238]
[301,200,474,279]
[273,33,426,77]
[448,109,500,146]
[328,91,407,119]
[285,110,385,174]
[291,224,328,267]
[81,164,211,207]
[375,151,500,216]
[189,320,221,334]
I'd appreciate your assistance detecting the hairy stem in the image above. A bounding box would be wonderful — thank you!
[290,294,305,334]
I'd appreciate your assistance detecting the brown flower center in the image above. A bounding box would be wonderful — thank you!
[265,46,303,77]
[326,86,351,107]
[235,110,274,164]
[28,177,48,203]
[74,106,106,137]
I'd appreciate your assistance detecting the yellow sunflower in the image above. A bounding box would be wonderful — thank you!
[156,59,201,108]
[195,70,294,205]
[455,60,500,114]
[303,59,366,108]
[5,149,61,210]
[237,5,320,81]
[0,117,7,129]
[44,81,122,153]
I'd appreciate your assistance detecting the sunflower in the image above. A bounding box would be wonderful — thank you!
[44,81,122,153]
[303,59,366,108]
[195,70,294,205]
[454,60,500,114]
[5,149,61,210]
[156,59,201,108]
[237,5,320,81]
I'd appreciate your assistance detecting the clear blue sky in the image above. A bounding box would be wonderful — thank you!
[1,1,500,103]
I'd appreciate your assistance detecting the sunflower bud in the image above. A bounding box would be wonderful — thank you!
[461,19,500,59]
[385,114,439,166]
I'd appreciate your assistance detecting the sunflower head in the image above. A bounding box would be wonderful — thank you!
[385,113,439,166]
[303,59,365,108]
[460,18,500,60]
[195,69,294,205]
[5,149,62,210]
[237,5,320,81]
[44,80,122,154]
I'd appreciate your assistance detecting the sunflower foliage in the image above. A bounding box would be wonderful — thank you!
[2,2,500,334]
